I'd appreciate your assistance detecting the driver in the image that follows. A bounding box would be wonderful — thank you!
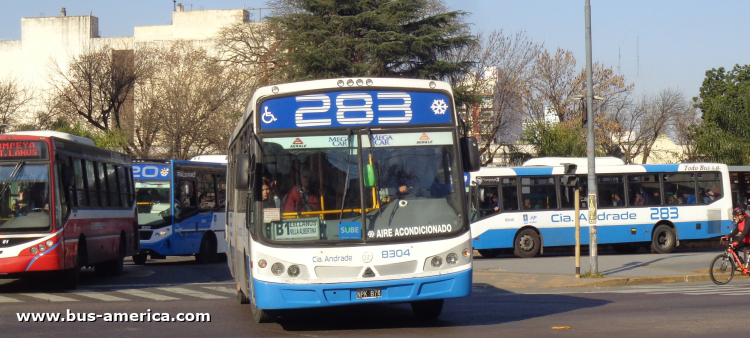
[283,168,320,213]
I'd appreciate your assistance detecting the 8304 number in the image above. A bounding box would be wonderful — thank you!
[382,249,411,259]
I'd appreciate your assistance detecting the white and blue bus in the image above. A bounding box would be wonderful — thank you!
[132,158,227,264]
[469,157,733,258]
[227,78,480,322]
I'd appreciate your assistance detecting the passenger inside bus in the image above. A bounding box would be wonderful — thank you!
[283,168,321,213]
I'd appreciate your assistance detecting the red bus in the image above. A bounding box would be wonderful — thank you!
[0,131,137,288]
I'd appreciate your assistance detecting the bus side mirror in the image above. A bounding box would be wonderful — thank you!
[235,153,250,190]
[460,137,481,172]
[363,164,376,187]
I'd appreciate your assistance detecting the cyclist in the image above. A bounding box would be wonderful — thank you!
[723,207,750,252]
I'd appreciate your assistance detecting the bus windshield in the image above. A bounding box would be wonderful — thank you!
[259,132,462,244]
[0,163,51,232]
[135,181,171,226]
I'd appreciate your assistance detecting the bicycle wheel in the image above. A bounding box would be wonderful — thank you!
[710,253,735,285]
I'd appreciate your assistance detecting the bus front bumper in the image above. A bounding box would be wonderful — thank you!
[252,268,472,310]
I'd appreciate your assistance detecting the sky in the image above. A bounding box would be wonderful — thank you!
[1,0,749,98]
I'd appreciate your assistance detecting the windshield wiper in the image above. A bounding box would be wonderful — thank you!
[0,161,24,201]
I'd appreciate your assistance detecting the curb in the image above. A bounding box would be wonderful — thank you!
[564,274,712,288]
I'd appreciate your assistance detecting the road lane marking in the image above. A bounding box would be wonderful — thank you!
[158,287,227,299]
[117,289,179,301]
[201,286,236,295]
[21,293,78,302]
[0,295,22,303]
[74,290,130,302]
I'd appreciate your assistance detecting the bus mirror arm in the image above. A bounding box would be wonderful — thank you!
[252,163,263,201]
[460,137,481,172]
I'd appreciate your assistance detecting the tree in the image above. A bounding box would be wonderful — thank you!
[522,120,587,157]
[449,30,541,165]
[49,44,150,150]
[135,42,253,159]
[692,64,750,164]
[0,77,33,131]
[265,0,475,83]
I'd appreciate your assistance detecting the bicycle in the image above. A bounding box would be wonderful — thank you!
[709,238,750,285]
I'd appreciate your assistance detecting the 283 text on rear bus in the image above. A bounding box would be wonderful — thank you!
[226,78,480,322]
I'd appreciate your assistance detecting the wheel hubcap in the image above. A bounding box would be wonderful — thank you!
[519,235,534,251]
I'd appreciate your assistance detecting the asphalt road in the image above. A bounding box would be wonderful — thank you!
[0,254,747,337]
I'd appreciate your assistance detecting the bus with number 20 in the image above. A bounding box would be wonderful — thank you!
[0,131,137,288]
[226,78,480,322]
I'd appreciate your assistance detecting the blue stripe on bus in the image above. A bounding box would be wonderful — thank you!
[511,167,554,176]
[252,268,472,310]
[472,220,733,249]
[644,164,680,172]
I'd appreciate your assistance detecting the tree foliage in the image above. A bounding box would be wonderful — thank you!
[522,120,588,157]
[692,64,750,164]
[265,0,475,82]
[0,77,33,131]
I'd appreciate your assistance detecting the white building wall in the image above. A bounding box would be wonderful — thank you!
[0,8,248,124]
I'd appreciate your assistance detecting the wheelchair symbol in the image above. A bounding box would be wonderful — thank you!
[262,106,278,124]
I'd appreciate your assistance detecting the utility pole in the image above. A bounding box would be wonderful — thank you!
[585,0,598,273]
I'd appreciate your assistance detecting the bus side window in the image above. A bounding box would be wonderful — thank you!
[84,160,99,207]
[598,175,625,208]
[501,177,518,211]
[197,173,216,210]
[96,162,109,207]
[73,158,86,207]
[478,185,499,218]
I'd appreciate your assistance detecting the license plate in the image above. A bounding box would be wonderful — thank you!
[356,288,382,299]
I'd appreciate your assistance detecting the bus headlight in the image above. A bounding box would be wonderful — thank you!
[45,240,53,247]
[30,247,38,255]
[431,256,442,268]
[446,253,458,265]
[159,229,167,236]
[462,248,471,257]
[271,263,285,276]
[258,259,267,268]
[38,244,46,251]
[287,265,300,277]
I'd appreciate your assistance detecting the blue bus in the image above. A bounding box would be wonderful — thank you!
[226,78,480,322]
[132,158,227,264]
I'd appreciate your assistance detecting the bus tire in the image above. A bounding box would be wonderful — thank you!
[251,299,273,323]
[196,233,218,263]
[514,228,540,258]
[132,253,147,265]
[651,224,676,254]
[61,260,80,290]
[109,235,126,276]
[411,299,444,320]
[477,249,501,258]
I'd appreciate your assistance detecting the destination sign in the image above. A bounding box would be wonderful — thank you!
[0,141,48,160]
[259,91,453,130]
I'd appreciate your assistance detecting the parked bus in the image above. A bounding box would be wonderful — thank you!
[0,131,137,288]
[469,157,733,258]
[728,166,750,208]
[132,158,227,264]
[227,78,480,322]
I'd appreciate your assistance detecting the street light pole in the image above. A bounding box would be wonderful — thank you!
[585,0,598,273]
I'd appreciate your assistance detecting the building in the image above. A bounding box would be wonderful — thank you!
[0,5,255,124]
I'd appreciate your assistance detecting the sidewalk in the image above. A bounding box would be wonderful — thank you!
[472,250,724,289]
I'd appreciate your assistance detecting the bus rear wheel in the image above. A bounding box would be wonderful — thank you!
[514,229,540,258]
[411,299,444,320]
[651,225,676,254]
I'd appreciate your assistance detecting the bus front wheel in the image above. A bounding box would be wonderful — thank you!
[514,229,540,258]
[651,225,676,254]
[132,253,147,265]
[196,233,218,263]
[251,300,273,323]
[411,299,443,320]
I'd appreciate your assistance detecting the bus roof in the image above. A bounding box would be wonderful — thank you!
[522,157,625,167]
[190,155,227,163]
[4,130,95,146]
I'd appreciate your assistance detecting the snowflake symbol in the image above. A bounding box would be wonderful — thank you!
[160,168,170,177]
[430,99,448,115]
[368,230,375,238]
